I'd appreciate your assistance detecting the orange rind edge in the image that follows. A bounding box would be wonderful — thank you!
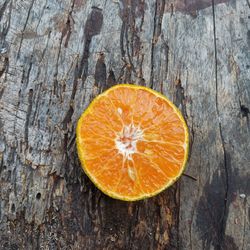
[76,84,189,201]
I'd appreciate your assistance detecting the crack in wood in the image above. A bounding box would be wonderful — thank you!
[212,1,230,248]
[150,1,158,89]
[62,6,103,131]
[106,69,116,89]
[0,0,10,23]
[16,0,35,59]
[246,0,250,8]
[94,52,107,91]
[120,22,126,58]
[24,89,33,147]
[78,6,103,79]
[53,1,76,94]
[0,55,8,78]
[125,26,136,74]
[0,0,12,37]
[150,0,165,89]
[118,0,146,82]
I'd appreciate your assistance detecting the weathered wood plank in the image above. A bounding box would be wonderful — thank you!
[213,1,250,249]
[0,0,249,249]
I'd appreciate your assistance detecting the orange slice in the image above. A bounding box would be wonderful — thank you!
[76,84,189,201]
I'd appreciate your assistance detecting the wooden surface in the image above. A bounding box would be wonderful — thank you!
[0,0,249,249]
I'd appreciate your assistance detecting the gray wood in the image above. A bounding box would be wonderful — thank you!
[0,0,249,249]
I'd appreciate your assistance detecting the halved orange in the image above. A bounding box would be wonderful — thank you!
[76,84,189,201]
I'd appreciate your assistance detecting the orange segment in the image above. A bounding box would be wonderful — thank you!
[115,159,143,198]
[133,154,170,194]
[76,84,189,201]
[92,153,123,191]
[136,141,184,178]
[108,86,138,125]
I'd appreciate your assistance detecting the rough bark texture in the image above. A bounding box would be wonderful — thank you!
[0,0,249,249]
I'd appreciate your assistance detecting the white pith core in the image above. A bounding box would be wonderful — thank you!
[115,124,143,160]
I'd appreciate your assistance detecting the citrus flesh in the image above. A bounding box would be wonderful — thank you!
[76,84,189,201]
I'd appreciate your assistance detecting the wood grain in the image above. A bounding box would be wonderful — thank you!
[0,0,249,249]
